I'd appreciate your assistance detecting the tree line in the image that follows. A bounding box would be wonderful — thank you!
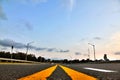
[1,51,119,63]
[0,51,48,62]
[0,51,96,63]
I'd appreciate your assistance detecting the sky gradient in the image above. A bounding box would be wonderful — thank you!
[0,0,120,60]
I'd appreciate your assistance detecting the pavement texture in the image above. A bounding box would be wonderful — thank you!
[64,63,120,80]
[0,63,54,80]
[0,63,120,80]
[47,66,72,80]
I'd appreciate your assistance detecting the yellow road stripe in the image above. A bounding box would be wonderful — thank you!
[18,65,57,80]
[59,65,98,80]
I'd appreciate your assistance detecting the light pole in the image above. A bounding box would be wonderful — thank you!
[25,42,34,60]
[11,46,14,62]
[88,43,96,61]
[88,48,90,60]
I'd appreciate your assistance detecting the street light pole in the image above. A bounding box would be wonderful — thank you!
[88,43,96,61]
[88,48,90,60]
[25,42,34,61]
[93,45,96,60]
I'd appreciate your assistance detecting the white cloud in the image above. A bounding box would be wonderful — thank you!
[32,0,47,3]
[0,5,7,20]
[69,0,74,12]
[14,0,47,5]
[62,0,76,12]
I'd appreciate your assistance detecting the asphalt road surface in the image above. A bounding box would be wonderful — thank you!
[0,63,54,80]
[64,63,120,80]
[0,63,120,80]
[47,66,72,80]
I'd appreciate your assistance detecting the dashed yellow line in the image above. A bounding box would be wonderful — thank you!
[18,65,57,80]
[59,65,98,80]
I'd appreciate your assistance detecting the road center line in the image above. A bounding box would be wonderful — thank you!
[84,67,117,72]
[18,65,57,80]
[59,65,97,80]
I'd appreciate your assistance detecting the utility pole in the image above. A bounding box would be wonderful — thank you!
[25,42,34,60]
[11,46,14,62]
[88,43,96,61]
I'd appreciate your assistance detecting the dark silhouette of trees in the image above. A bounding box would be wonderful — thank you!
[72,59,79,63]
[12,52,26,60]
[104,54,109,61]
[37,56,45,62]
[1,51,117,63]
[0,51,11,58]
[0,51,37,61]
[27,54,37,61]
[63,59,68,63]
[0,51,52,62]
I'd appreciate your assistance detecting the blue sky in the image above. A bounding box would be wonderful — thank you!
[0,0,120,60]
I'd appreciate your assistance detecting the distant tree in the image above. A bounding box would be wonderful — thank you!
[63,59,68,63]
[37,56,45,62]
[46,59,51,62]
[0,51,5,58]
[104,54,109,61]
[80,59,85,63]
[37,56,42,62]
[73,59,80,63]
[27,54,37,61]
[0,51,11,58]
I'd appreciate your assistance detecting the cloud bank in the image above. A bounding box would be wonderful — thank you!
[15,0,47,4]
[0,39,69,53]
[75,52,81,55]
[69,0,75,12]
[114,52,120,55]
[62,0,76,12]
[23,21,33,31]
[93,37,102,40]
